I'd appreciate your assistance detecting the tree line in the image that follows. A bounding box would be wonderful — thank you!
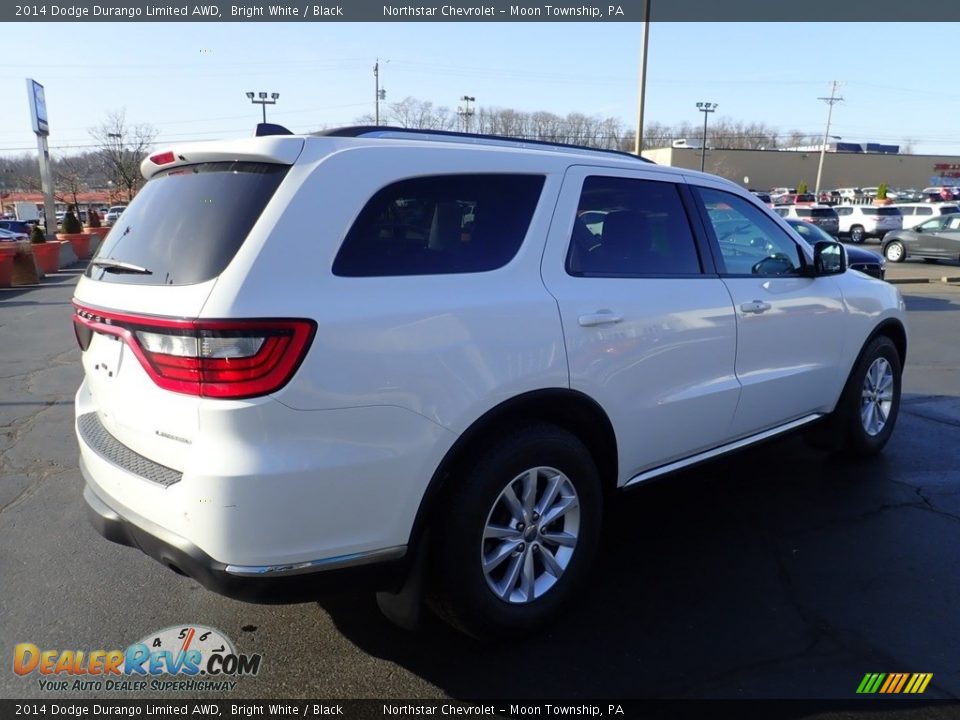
[0,98,881,198]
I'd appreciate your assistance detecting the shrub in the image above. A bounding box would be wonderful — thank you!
[87,208,101,228]
[61,210,83,234]
[877,183,888,200]
[797,181,808,194]
[30,224,46,244]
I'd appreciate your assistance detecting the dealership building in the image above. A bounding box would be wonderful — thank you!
[641,145,960,192]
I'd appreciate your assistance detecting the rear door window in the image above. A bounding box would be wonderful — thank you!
[87,162,288,285]
[333,174,545,276]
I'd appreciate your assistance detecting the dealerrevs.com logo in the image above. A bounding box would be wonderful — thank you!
[13,625,262,693]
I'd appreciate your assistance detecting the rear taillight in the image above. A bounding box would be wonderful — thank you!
[72,302,316,399]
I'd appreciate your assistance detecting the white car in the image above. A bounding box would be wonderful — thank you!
[834,204,903,243]
[0,228,28,242]
[74,127,908,638]
[895,202,960,230]
[104,206,127,226]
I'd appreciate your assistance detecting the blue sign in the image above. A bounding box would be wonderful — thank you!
[26,78,49,135]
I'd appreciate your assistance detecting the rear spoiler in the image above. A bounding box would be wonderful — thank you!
[140,135,305,180]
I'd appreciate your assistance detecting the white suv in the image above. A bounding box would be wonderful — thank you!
[895,202,960,230]
[835,204,903,243]
[74,127,907,638]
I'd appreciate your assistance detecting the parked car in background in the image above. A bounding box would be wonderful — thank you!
[104,206,127,226]
[786,219,885,280]
[778,193,816,205]
[0,220,34,235]
[836,188,864,202]
[773,204,840,236]
[835,204,903,243]
[895,202,960,230]
[751,191,772,205]
[0,227,28,242]
[881,213,960,263]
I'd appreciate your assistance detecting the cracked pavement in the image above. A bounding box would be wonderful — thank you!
[2,272,960,705]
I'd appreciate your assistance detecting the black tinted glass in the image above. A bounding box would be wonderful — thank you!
[333,174,545,276]
[567,176,701,276]
[86,162,287,285]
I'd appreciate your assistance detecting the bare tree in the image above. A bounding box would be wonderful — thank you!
[89,110,157,203]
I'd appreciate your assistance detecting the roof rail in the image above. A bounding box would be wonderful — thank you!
[313,126,653,163]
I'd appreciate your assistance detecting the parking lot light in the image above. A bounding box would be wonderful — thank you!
[246,91,279,124]
[696,101,717,172]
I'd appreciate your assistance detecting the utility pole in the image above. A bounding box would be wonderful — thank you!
[632,0,651,156]
[814,80,843,198]
[374,59,387,125]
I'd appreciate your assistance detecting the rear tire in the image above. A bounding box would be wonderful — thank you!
[850,225,865,244]
[428,425,602,640]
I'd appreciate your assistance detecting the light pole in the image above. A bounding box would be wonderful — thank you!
[696,102,717,172]
[246,91,279,124]
[457,95,475,133]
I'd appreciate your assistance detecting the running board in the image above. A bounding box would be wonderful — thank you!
[622,413,823,488]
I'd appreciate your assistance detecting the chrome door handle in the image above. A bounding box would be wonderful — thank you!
[740,300,771,314]
[578,312,623,327]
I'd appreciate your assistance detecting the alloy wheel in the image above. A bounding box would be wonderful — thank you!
[860,357,895,436]
[481,466,580,604]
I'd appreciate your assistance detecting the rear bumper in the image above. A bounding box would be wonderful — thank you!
[83,479,407,602]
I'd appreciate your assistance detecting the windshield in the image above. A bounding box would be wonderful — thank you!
[87,162,288,285]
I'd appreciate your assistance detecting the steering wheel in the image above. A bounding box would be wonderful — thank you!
[751,253,795,275]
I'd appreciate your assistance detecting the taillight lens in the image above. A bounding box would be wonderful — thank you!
[72,302,316,399]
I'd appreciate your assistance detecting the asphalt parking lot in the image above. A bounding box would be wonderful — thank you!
[2,267,960,704]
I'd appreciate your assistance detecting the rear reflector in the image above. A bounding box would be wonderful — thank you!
[73,302,316,399]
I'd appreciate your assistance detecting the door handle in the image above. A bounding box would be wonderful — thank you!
[578,311,623,327]
[740,300,772,315]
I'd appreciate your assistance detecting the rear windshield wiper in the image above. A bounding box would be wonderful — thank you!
[89,258,153,275]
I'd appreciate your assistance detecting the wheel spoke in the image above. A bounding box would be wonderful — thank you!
[483,540,521,573]
[495,553,524,600]
[521,469,537,519]
[534,474,563,518]
[519,548,535,601]
[539,545,564,577]
[540,530,577,548]
[484,523,520,541]
[500,484,525,524]
[541,496,579,527]
[863,402,876,434]
[877,372,893,395]
[876,403,888,424]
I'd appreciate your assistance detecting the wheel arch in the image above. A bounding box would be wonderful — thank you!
[406,388,618,554]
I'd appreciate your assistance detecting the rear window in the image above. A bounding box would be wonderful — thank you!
[940,206,960,214]
[333,174,545,276]
[87,162,287,285]
[861,207,902,216]
[796,208,837,218]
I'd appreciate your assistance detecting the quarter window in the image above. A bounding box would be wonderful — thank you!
[566,176,701,277]
[333,174,545,276]
[696,188,803,276]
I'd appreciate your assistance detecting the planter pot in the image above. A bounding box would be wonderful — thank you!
[84,226,108,242]
[0,244,17,259]
[31,242,61,274]
[874,198,894,205]
[0,254,13,288]
[57,232,92,259]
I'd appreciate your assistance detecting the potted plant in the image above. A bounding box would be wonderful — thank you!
[875,183,893,205]
[29,223,61,274]
[56,206,92,259]
[84,208,107,243]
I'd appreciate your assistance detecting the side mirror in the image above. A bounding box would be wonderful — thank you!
[811,240,846,276]
[914,226,923,233]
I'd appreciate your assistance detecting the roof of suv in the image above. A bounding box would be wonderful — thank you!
[142,125,762,188]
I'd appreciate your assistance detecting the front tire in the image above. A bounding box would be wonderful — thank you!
[884,240,906,263]
[428,425,602,640]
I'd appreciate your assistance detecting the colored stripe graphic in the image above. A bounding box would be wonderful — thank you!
[857,673,932,694]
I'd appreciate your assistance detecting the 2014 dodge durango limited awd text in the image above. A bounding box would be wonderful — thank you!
[74,126,907,639]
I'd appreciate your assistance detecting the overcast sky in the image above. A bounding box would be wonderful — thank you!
[1,22,955,158]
